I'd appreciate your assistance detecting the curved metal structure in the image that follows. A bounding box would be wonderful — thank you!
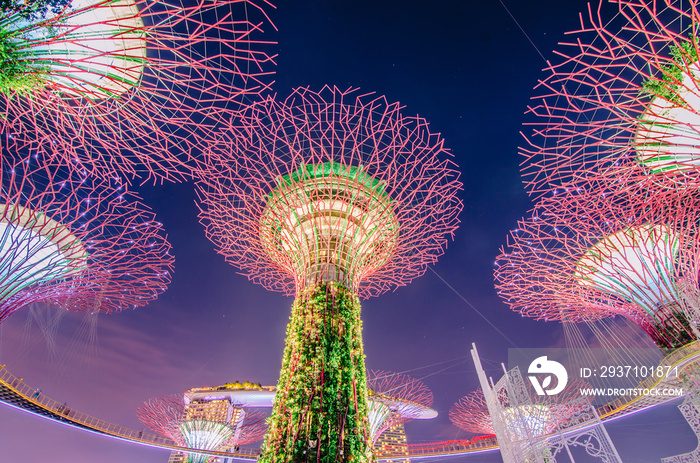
[4,342,699,460]
[196,86,462,462]
[0,0,277,182]
[197,86,462,298]
[520,0,700,196]
[495,179,700,349]
[0,155,173,323]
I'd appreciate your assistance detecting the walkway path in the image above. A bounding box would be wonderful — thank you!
[4,342,699,461]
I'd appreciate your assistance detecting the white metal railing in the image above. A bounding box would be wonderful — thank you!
[0,365,259,460]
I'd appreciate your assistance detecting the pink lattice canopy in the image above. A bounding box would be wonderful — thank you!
[521,0,700,196]
[450,379,590,436]
[0,155,173,322]
[0,0,276,182]
[495,178,700,348]
[197,86,462,297]
[366,370,435,443]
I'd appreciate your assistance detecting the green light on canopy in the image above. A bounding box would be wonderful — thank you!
[261,161,399,288]
[636,38,700,175]
[274,161,389,197]
[1,0,147,99]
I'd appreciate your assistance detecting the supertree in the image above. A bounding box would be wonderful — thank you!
[494,175,700,350]
[449,380,589,440]
[450,390,497,437]
[0,153,172,323]
[520,0,700,196]
[449,378,594,463]
[137,394,268,463]
[0,0,276,182]
[196,86,462,462]
[366,370,435,445]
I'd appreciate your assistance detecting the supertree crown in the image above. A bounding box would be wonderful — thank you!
[494,175,700,349]
[0,202,88,293]
[366,370,435,444]
[0,153,173,322]
[260,161,399,289]
[197,86,462,297]
[138,392,268,462]
[520,0,700,196]
[449,378,590,438]
[0,0,277,182]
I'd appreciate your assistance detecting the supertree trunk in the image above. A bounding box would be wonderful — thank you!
[196,86,462,462]
[260,282,373,463]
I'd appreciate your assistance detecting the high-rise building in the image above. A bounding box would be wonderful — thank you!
[158,382,273,463]
[373,423,410,463]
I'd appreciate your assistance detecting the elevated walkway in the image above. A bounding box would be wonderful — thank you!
[0,365,259,461]
[3,342,699,461]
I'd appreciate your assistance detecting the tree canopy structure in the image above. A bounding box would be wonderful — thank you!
[0,154,172,323]
[0,0,276,182]
[366,370,435,444]
[520,0,700,196]
[449,379,589,438]
[137,393,267,463]
[196,86,462,462]
[495,177,700,350]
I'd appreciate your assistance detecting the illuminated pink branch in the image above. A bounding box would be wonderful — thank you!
[227,408,268,445]
[137,394,184,444]
[0,154,173,322]
[449,390,493,435]
[450,379,591,436]
[522,0,700,196]
[367,370,434,443]
[138,394,268,452]
[195,86,460,462]
[196,86,462,298]
[0,0,277,183]
[495,175,700,349]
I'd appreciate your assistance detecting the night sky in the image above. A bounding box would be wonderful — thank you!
[0,1,697,461]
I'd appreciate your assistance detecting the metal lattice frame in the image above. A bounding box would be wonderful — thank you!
[473,346,623,463]
[548,397,623,463]
[138,393,268,461]
[495,178,700,349]
[449,378,590,437]
[0,0,276,182]
[492,367,554,463]
[0,155,172,322]
[367,370,434,444]
[662,395,700,462]
[521,0,700,196]
[196,85,462,298]
[196,86,461,463]
[137,394,184,444]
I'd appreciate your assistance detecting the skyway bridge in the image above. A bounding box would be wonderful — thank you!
[2,341,699,461]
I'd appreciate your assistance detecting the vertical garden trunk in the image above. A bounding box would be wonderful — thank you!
[259,281,374,463]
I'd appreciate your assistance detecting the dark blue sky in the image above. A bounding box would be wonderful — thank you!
[0,1,697,461]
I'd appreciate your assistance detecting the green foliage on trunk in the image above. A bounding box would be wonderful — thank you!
[260,282,374,463]
[653,310,695,351]
[0,0,71,94]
